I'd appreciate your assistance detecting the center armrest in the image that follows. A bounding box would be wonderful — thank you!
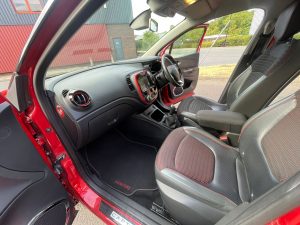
[181,110,247,133]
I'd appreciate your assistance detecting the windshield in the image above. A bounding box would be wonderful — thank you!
[46,0,184,77]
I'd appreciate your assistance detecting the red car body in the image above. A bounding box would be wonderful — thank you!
[0,0,299,224]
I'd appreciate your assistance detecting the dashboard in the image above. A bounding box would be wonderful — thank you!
[45,56,163,149]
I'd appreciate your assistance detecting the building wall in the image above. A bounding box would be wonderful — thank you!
[88,0,133,25]
[106,24,137,60]
[0,25,33,73]
[51,24,111,68]
[0,0,135,74]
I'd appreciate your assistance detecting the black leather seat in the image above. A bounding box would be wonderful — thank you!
[177,2,300,118]
[155,90,300,225]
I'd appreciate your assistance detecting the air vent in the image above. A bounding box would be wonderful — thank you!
[62,89,69,97]
[68,90,91,108]
[126,76,135,91]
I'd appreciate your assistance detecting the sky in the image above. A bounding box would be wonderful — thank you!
[131,0,185,35]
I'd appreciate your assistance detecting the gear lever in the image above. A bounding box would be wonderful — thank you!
[169,105,176,115]
[163,105,179,128]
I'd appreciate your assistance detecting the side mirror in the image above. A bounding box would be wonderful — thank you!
[130,9,158,32]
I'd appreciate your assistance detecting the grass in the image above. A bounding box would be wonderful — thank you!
[199,64,236,79]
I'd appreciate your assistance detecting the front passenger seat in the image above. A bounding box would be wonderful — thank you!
[155,90,300,225]
[177,1,300,118]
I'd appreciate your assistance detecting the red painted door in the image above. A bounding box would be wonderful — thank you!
[161,25,207,106]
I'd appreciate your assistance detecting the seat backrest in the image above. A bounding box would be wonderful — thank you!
[225,1,300,117]
[226,41,294,107]
[239,90,300,201]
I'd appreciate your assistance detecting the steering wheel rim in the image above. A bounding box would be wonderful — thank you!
[161,54,184,87]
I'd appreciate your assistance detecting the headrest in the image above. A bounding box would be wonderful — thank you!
[274,1,300,42]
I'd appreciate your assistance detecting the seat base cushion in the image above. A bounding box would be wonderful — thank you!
[155,127,249,225]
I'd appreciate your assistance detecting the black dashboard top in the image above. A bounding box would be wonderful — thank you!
[45,56,161,148]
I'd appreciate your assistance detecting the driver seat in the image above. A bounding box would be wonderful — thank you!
[177,2,300,118]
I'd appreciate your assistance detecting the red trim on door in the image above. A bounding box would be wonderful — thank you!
[197,26,207,53]
[160,24,207,106]
[266,206,300,225]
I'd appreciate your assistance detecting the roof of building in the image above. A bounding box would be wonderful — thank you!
[0,0,133,25]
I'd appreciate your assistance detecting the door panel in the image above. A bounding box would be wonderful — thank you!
[0,102,74,225]
[166,52,199,101]
[161,26,207,105]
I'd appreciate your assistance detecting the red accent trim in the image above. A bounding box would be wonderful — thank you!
[0,90,8,104]
[267,36,276,49]
[132,71,157,105]
[197,26,207,53]
[266,206,300,225]
[161,86,193,106]
[56,105,65,118]
[133,71,149,104]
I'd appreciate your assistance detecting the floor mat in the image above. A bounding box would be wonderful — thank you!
[86,130,158,195]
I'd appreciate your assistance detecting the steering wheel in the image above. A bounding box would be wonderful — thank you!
[161,54,184,87]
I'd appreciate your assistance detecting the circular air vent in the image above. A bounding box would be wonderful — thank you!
[68,90,91,108]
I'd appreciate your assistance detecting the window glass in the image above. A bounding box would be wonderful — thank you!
[195,9,264,101]
[270,74,300,105]
[11,0,43,13]
[11,0,29,12]
[29,0,43,12]
[46,0,184,77]
[169,27,205,58]
[293,32,300,40]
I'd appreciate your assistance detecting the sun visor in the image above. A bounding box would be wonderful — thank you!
[147,0,223,18]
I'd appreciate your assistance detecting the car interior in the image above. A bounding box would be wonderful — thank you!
[37,0,300,224]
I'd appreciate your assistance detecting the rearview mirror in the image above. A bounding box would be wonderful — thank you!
[149,18,158,32]
[130,9,158,32]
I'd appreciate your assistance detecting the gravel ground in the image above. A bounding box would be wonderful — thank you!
[73,204,105,225]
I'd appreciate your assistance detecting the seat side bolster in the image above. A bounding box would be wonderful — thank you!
[157,168,237,212]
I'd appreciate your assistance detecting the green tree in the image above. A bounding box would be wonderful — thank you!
[206,11,254,36]
[140,31,160,51]
[174,27,205,48]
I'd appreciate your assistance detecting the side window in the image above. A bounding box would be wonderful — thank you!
[268,33,300,105]
[169,27,206,58]
[270,75,300,105]
[11,0,43,14]
[195,9,264,101]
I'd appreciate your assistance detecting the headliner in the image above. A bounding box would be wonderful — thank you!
[148,0,297,23]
